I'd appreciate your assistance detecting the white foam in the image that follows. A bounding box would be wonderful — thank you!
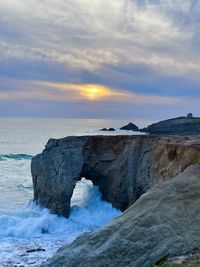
[0,179,121,266]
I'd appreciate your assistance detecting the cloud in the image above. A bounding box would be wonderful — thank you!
[0,0,200,118]
[39,81,183,104]
[1,0,200,79]
[0,77,199,121]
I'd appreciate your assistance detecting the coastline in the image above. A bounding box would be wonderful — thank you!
[31,133,200,266]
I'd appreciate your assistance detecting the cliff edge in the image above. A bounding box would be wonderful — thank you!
[31,135,200,218]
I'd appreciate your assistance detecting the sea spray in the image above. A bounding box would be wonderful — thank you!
[0,174,121,266]
[0,180,121,239]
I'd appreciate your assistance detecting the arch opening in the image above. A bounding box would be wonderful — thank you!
[69,177,122,226]
[71,178,94,208]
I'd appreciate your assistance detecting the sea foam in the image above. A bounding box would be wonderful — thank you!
[0,180,121,238]
[0,178,121,266]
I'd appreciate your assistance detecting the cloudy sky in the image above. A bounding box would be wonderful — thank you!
[0,0,200,121]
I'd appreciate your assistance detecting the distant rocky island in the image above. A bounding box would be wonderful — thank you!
[120,122,139,131]
[31,115,200,267]
[100,127,116,132]
[101,114,200,135]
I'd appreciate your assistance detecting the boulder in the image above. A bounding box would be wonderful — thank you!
[41,164,200,267]
[120,122,139,131]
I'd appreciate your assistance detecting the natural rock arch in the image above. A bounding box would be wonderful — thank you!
[31,136,131,217]
[31,135,200,218]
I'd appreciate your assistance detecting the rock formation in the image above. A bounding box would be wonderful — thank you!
[41,164,200,267]
[141,116,200,135]
[100,127,115,131]
[120,122,139,131]
[31,135,200,218]
[156,248,200,266]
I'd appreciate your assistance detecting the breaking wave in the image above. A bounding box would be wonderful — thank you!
[0,154,33,160]
[0,180,121,266]
[0,182,121,239]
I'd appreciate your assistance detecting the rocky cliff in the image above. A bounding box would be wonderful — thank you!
[31,135,200,218]
[41,164,200,267]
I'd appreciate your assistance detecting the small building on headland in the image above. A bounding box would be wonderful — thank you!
[187,113,193,118]
[140,113,200,135]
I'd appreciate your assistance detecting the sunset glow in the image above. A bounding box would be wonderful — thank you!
[39,82,118,101]
[80,85,112,100]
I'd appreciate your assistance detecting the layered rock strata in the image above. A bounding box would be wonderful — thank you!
[31,135,200,218]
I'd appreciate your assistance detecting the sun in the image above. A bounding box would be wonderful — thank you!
[82,84,111,101]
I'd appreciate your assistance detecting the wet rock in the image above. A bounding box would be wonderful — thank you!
[26,248,45,253]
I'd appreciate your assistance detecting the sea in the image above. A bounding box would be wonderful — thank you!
[0,118,148,267]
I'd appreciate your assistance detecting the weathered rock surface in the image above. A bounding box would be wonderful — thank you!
[41,164,200,267]
[157,248,200,266]
[141,116,200,135]
[31,135,200,217]
[120,122,139,131]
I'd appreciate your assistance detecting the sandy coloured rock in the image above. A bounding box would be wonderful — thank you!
[41,164,200,267]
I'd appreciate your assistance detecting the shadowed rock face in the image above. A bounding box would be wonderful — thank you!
[41,164,200,267]
[31,135,200,217]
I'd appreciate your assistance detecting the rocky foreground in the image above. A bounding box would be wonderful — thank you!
[41,164,200,267]
[31,134,200,267]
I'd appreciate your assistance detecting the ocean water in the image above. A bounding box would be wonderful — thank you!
[0,118,147,267]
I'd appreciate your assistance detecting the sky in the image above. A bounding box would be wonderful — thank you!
[0,0,200,121]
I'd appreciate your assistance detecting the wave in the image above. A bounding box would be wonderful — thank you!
[0,179,121,266]
[0,154,33,160]
[0,182,121,239]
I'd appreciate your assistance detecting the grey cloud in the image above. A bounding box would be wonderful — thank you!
[1,0,199,76]
[0,0,200,118]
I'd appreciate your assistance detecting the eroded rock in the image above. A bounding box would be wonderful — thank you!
[41,164,200,267]
[31,135,200,218]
